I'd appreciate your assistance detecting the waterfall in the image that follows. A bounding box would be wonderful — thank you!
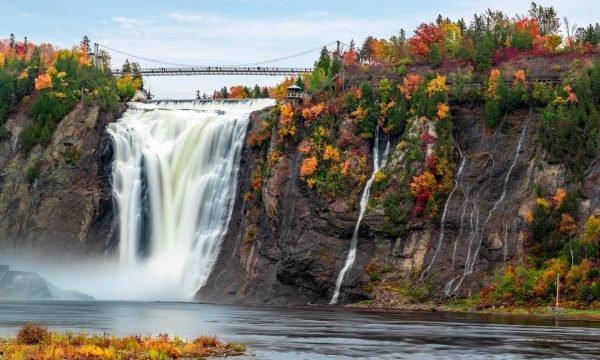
[420,145,466,281]
[445,107,532,296]
[330,127,389,304]
[108,99,275,298]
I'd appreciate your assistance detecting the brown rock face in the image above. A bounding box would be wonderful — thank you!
[0,103,124,259]
[200,104,596,306]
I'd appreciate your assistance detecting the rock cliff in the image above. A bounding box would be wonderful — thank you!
[0,102,124,259]
[200,102,598,306]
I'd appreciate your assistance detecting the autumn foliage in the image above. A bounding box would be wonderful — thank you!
[0,324,245,360]
[34,73,53,90]
[300,156,318,179]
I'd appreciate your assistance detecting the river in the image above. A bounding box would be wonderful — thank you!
[0,301,599,359]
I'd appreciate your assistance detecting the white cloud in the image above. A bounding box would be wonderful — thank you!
[111,16,148,29]
[168,12,222,24]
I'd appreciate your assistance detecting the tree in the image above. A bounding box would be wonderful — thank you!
[428,43,441,67]
[315,47,331,75]
[360,36,374,63]
[80,35,91,53]
[9,33,15,49]
[294,76,304,89]
[220,86,229,99]
[528,2,560,36]
[473,31,495,71]
[441,22,462,58]
[253,84,261,98]
[131,61,143,89]
[329,57,342,76]
[121,59,132,73]
[408,23,444,59]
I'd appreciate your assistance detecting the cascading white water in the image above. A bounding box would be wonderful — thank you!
[419,146,466,281]
[108,99,275,299]
[445,107,532,296]
[330,127,390,304]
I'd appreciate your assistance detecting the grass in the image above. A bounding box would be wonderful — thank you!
[0,323,246,360]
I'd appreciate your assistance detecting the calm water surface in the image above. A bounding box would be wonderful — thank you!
[0,301,599,359]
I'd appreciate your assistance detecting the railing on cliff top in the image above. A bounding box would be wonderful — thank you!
[342,75,562,91]
[113,67,314,76]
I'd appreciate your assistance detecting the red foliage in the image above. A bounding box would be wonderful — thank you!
[492,47,519,66]
[342,49,358,67]
[515,18,539,37]
[425,154,437,171]
[408,23,444,57]
[420,128,437,145]
[414,191,432,216]
[327,104,338,116]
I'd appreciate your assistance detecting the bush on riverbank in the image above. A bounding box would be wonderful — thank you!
[0,323,246,360]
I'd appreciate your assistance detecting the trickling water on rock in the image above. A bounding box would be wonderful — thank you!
[331,127,390,304]
[108,99,275,298]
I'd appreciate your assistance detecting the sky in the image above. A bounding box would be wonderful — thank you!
[2,0,599,99]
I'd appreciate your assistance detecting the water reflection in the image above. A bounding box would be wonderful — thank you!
[0,301,598,359]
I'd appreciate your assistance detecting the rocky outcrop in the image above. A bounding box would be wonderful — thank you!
[0,264,92,300]
[201,103,598,306]
[0,102,124,259]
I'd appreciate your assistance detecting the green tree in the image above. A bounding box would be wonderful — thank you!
[80,35,91,53]
[329,57,342,77]
[473,31,495,71]
[121,59,132,74]
[315,47,331,75]
[528,2,560,36]
[428,43,442,67]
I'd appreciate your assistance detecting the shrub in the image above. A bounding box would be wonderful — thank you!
[64,146,81,165]
[16,323,49,345]
[26,161,41,184]
[0,125,8,140]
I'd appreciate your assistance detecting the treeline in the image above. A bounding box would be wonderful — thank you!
[203,84,270,99]
[344,2,599,71]
[0,34,141,149]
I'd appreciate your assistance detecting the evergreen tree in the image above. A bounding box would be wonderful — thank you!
[329,57,342,76]
[428,43,441,67]
[294,76,304,89]
[122,59,132,73]
[220,86,229,98]
[9,33,15,49]
[131,61,143,89]
[473,31,495,71]
[590,60,600,105]
[261,87,269,98]
[80,35,91,53]
[315,47,331,75]
[253,84,261,98]
[360,36,374,64]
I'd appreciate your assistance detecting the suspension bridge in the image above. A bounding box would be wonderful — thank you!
[112,66,313,76]
[96,41,344,77]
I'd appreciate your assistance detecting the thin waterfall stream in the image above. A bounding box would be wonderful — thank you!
[330,127,390,304]
[445,107,533,296]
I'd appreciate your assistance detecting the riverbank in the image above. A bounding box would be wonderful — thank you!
[345,299,600,322]
[0,323,246,359]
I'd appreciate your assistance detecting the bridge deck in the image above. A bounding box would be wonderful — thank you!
[113,67,314,76]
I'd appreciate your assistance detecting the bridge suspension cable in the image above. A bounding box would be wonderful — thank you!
[97,41,338,69]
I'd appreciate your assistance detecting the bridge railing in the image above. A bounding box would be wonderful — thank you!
[113,67,314,76]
